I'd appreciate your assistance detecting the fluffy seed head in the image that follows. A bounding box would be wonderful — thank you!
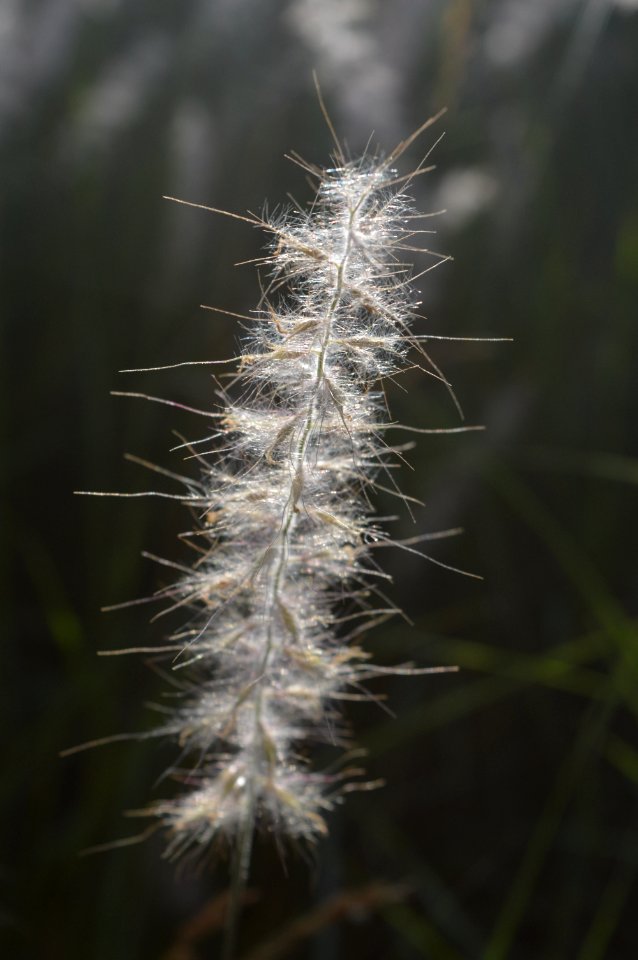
[126,139,456,862]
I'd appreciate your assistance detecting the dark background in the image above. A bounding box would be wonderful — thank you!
[2,1,638,958]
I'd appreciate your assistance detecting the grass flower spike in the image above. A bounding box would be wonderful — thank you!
[98,112,487,878]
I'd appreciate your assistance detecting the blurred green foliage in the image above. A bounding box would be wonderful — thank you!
[2,1,638,958]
